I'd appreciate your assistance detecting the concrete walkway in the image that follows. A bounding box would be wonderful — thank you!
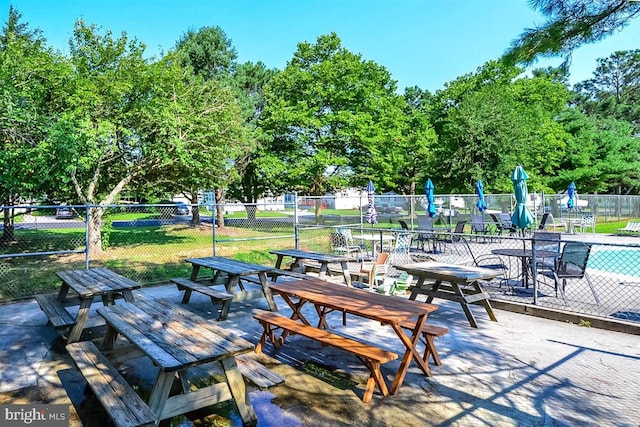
[1,283,639,426]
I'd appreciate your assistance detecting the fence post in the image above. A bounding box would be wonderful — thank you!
[294,192,299,250]
[212,200,217,256]
[85,203,90,269]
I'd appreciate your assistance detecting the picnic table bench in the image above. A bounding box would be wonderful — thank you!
[36,268,141,343]
[267,278,440,396]
[253,310,397,403]
[172,257,278,320]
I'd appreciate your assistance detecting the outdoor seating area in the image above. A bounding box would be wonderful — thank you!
[13,191,640,426]
[29,246,465,424]
[5,248,639,426]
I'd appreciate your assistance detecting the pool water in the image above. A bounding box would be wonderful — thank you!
[588,249,640,277]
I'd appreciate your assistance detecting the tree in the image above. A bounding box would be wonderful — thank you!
[132,54,247,225]
[574,50,640,133]
[504,0,640,66]
[174,27,266,226]
[259,33,410,218]
[551,109,640,194]
[0,7,68,242]
[429,61,570,193]
[175,26,237,79]
[44,20,244,253]
[225,61,279,211]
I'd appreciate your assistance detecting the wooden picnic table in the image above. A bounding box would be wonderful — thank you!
[269,249,356,287]
[95,299,257,425]
[395,261,500,328]
[186,256,278,314]
[38,268,141,343]
[269,278,439,395]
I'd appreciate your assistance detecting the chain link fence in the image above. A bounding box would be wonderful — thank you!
[1,196,639,326]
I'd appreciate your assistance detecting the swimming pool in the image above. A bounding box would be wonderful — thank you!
[588,248,640,277]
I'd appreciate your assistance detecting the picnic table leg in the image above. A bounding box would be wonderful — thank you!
[471,281,497,322]
[146,370,175,424]
[56,283,70,301]
[272,255,285,281]
[425,280,442,304]
[408,276,427,301]
[67,297,93,344]
[339,261,352,287]
[189,265,201,281]
[120,289,136,303]
[101,324,119,350]
[389,314,431,394]
[221,357,258,425]
[318,261,329,279]
[451,282,479,328]
[258,272,278,312]
[291,256,305,273]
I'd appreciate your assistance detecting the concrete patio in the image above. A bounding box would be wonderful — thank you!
[1,281,639,426]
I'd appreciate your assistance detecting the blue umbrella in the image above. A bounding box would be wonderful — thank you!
[510,165,534,233]
[365,180,377,225]
[567,181,576,210]
[475,180,487,212]
[425,179,437,218]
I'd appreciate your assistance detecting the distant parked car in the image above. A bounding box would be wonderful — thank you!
[377,204,403,214]
[55,207,74,219]
[175,203,190,215]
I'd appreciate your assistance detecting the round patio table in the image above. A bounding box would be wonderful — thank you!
[491,248,560,289]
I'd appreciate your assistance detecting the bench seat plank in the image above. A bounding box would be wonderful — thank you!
[236,353,285,389]
[253,310,397,402]
[170,277,233,320]
[66,341,156,427]
[35,293,76,329]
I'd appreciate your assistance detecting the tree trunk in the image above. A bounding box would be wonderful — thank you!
[215,187,225,228]
[87,206,105,255]
[1,207,15,243]
[314,199,323,225]
[245,204,257,226]
[187,194,200,225]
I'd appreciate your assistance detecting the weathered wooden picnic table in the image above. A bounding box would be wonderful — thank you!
[183,256,278,316]
[269,249,356,286]
[66,299,258,426]
[35,268,141,343]
[395,261,500,328]
[266,278,440,397]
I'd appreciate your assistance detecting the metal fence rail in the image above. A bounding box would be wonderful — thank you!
[1,200,639,326]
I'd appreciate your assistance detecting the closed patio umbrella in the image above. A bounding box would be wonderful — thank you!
[365,180,377,226]
[475,180,487,212]
[425,179,437,217]
[567,181,576,210]
[510,165,534,235]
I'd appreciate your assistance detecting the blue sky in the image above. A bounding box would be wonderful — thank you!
[3,0,640,92]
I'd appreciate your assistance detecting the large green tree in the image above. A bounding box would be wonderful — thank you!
[551,108,640,194]
[429,61,570,193]
[259,33,415,218]
[174,27,270,225]
[43,21,244,252]
[0,7,68,242]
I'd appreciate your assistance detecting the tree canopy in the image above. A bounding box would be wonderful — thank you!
[504,0,640,66]
[259,33,432,198]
